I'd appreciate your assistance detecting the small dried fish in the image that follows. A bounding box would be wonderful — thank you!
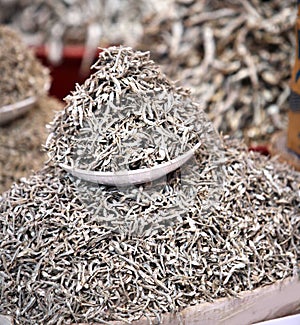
[138,0,296,144]
[0,25,49,107]
[0,46,299,325]
[0,137,299,324]
[46,46,206,172]
[0,97,62,193]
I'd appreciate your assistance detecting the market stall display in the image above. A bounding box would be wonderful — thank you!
[0,47,299,324]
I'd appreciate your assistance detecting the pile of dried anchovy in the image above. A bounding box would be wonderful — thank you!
[46,47,206,171]
[0,25,49,107]
[0,138,299,324]
[1,46,300,324]
[139,0,296,144]
[0,97,62,193]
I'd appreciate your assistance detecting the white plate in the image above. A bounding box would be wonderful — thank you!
[60,142,201,186]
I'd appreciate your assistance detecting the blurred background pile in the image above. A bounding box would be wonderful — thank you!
[0,0,295,146]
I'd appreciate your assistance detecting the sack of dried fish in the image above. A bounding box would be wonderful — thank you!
[0,136,299,324]
[0,25,49,108]
[0,97,63,193]
[46,46,212,173]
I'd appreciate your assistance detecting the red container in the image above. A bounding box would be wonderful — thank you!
[34,45,101,101]
[249,145,269,156]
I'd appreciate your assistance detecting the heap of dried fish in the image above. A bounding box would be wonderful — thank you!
[139,0,296,144]
[0,25,49,107]
[0,97,62,193]
[46,46,208,172]
[0,137,299,324]
[0,46,299,324]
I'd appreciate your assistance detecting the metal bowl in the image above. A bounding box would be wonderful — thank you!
[60,142,201,186]
[0,82,50,126]
[0,96,37,126]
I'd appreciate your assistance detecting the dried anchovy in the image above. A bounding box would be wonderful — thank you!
[0,25,49,107]
[46,47,204,172]
[0,138,299,324]
[138,0,296,144]
[0,97,62,193]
